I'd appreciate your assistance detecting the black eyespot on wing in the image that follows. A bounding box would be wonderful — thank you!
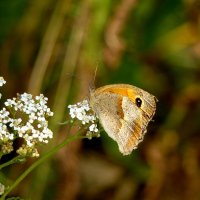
[135,97,142,107]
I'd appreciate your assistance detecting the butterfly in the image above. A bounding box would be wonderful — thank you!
[89,84,157,155]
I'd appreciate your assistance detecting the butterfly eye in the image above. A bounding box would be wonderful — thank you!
[135,97,142,107]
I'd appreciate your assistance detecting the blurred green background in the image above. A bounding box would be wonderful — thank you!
[0,0,200,199]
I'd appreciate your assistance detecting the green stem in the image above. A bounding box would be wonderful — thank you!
[0,155,24,170]
[0,133,86,200]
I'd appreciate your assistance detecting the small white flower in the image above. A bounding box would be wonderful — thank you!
[89,124,98,132]
[0,77,6,87]
[0,183,5,195]
[0,109,14,141]
[0,77,6,99]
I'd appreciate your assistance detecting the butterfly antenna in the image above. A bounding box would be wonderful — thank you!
[89,63,99,93]
[93,65,98,86]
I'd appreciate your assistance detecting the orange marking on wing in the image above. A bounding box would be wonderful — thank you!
[126,89,138,103]
[125,133,138,150]
[102,87,129,96]
[101,87,138,101]
[125,122,143,150]
[117,96,124,120]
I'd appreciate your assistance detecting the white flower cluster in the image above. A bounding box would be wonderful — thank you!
[68,100,99,134]
[3,93,54,146]
[0,91,54,157]
[0,77,53,157]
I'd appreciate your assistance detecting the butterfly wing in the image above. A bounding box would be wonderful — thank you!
[90,84,156,155]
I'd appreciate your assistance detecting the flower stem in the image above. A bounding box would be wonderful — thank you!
[0,133,86,200]
[0,155,24,170]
